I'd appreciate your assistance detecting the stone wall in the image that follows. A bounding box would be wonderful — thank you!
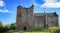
[16,5,59,30]
[16,5,34,30]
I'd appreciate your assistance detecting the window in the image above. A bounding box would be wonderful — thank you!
[48,17,51,21]
[24,9,26,12]
[28,15,31,17]
[22,14,26,16]
[28,9,32,12]
[28,9,30,11]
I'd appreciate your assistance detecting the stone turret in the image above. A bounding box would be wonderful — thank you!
[16,5,59,30]
[16,5,34,30]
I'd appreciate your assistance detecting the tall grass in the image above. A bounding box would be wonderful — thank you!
[23,27,49,32]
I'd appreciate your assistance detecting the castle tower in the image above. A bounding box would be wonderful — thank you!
[16,5,34,30]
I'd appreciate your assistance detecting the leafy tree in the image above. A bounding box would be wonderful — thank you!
[0,21,3,32]
[0,21,3,28]
[0,21,16,32]
[0,21,10,32]
[10,23,16,30]
[3,25,11,32]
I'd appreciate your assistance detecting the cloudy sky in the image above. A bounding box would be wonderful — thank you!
[0,0,60,26]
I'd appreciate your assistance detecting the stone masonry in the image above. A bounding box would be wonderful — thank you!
[16,5,59,30]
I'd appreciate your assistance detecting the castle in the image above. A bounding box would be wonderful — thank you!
[16,5,59,30]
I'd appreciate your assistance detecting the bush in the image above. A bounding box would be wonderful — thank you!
[0,21,16,33]
[23,27,49,32]
[48,27,60,33]
[0,22,10,32]
[10,23,16,30]
[55,28,60,33]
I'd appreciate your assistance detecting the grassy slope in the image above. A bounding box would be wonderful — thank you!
[23,27,49,32]
[7,27,51,33]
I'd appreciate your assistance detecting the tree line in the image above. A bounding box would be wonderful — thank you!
[0,21,16,32]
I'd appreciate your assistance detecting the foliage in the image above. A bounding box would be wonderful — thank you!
[5,27,60,33]
[0,22,10,32]
[6,30,14,33]
[0,21,60,33]
[0,21,4,32]
[0,21,3,28]
[23,27,60,33]
[19,32,50,33]
[23,27,49,32]
[48,27,60,33]
[2,26,10,32]
[0,21,16,32]
[10,23,16,30]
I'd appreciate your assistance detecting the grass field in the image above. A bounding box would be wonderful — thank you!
[19,32,50,33]
[7,27,60,33]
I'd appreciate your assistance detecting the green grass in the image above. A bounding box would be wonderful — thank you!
[6,30,20,33]
[6,27,50,33]
[19,32,50,33]
[23,27,49,32]
[6,27,60,33]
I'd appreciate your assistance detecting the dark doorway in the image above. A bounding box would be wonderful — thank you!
[24,26,27,30]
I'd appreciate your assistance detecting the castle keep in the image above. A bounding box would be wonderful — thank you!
[16,5,59,30]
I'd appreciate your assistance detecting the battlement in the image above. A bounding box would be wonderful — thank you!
[16,5,59,30]
[17,5,34,9]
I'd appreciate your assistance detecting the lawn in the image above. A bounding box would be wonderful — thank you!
[19,32,50,33]
[7,27,51,33]
[6,27,60,33]
[7,31,50,33]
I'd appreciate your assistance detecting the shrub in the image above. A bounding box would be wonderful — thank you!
[10,23,16,30]
[55,28,60,33]
[23,27,49,32]
[48,27,60,33]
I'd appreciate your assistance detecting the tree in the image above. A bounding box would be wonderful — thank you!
[0,21,3,32]
[0,21,3,28]
[0,21,10,32]
[10,23,16,30]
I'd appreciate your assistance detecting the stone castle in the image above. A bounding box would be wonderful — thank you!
[16,5,59,30]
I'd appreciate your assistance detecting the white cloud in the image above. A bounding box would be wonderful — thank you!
[0,9,10,13]
[0,0,11,13]
[34,2,39,6]
[45,0,57,3]
[41,0,60,8]
[34,1,41,6]
[0,0,5,6]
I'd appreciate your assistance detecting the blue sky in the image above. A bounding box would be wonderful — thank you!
[0,0,60,26]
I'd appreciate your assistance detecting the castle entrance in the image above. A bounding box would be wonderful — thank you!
[24,26,27,30]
